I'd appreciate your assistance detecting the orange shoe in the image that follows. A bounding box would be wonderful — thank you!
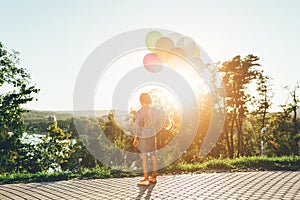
[138,180,150,186]
[149,177,157,183]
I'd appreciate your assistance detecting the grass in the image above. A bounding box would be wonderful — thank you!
[164,156,300,174]
[1,156,299,185]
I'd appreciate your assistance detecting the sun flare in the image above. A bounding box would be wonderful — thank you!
[128,85,180,112]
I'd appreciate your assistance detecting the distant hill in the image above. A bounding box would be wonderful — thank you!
[23,110,111,121]
[23,110,73,121]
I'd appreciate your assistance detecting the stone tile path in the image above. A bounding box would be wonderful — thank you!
[0,171,299,199]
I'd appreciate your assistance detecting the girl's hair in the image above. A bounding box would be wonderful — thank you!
[139,93,152,127]
[140,93,152,105]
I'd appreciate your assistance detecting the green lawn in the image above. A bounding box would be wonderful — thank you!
[164,156,300,174]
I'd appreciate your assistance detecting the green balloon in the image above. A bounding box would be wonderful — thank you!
[145,31,163,53]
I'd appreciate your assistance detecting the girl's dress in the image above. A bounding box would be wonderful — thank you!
[134,106,160,156]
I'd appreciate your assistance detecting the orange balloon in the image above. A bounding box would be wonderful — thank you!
[167,47,186,62]
[155,37,175,62]
[166,48,187,68]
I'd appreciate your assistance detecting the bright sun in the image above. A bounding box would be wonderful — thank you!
[128,84,181,112]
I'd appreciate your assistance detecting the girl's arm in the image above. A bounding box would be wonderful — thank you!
[133,111,141,148]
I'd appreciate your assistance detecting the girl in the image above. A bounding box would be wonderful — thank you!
[133,93,159,186]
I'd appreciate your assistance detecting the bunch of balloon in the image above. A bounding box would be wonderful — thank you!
[143,31,209,73]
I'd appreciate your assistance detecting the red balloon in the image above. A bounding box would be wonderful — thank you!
[143,53,163,73]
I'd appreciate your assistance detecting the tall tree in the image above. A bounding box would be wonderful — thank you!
[284,83,300,155]
[255,73,273,155]
[256,74,272,128]
[219,55,262,157]
[0,42,39,173]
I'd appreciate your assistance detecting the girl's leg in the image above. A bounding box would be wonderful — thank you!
[138,155,150,186]
[150,155,157,182]
[142,155,149,180]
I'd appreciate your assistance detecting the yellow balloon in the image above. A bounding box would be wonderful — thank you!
[145,31,163,53]
[193,46,200,57]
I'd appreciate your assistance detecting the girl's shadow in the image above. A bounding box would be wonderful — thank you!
[135,183,156,200]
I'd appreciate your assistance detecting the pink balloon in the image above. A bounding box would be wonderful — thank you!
[143,53,163,73]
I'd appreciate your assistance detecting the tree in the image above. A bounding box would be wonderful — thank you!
[255,73,273,155]
[284,83,300,155]
[38,122,74,171]
[267,109,294,156]
[256,74,272,128]
[56,117,103,171]
[219,55,263,157]
[0,42,39,173]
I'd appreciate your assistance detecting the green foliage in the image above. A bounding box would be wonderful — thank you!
[0,42,39,134]
[0,42,39,173]
[0,166,137,184]
[32,118,101,172]
[1,45,299,178]
[210,55,299,158]
[261,110,300,157]
[218,55,264,158]
[227,156,300,171]
[37,122,75,171]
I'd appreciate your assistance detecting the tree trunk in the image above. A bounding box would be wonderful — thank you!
[236,116,241,157]
[229,112,236,158]
[292,105,297,155]
[236,105,244,157]
[224,119,231,158]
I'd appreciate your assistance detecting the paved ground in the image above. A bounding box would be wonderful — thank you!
[0,171,299,200]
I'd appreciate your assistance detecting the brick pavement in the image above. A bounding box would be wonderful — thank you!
[0,171,299,200]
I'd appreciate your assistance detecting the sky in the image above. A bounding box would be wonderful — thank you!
[0,0,299,111]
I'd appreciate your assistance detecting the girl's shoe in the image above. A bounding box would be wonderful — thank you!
[149,177,157,183]
[138,180,150,186]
